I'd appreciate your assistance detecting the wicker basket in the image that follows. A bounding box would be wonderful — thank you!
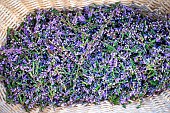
[0,0,170,113]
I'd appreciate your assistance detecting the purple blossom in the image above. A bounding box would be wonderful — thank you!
[72,16,78,25]
[115,78,120,83]
[78,15,86,22]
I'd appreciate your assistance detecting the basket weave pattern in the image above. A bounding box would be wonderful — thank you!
[0,0,170,113]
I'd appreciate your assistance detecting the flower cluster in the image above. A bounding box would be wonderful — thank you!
[0,3,169,110]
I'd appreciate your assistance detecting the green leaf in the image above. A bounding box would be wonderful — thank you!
[122,33,125,39]
[125,32,129,37]
[82,81,89,86]
[144,83,148,91]
[108,94,120,105]
[120,63,125,71]
[148,70,156,78]
[105,44,115,53]
[87,16,92,22]
[122,104,126,108]
[35,62,39,74]
[32,61,35,75]
[124,48,133,52]
[95,61,99,69]
[25,56,29,61]
[82,33,85,43]
[18,94,23,103]
[0,55,6,61]
[111,70,115,78]
[113,40,118,47]
[139,93,144,97]
[145,44,149,50]
[149,80,159,86]
[14,35,19,42]
[16,82,22,85]
[7,27,12,36]
[29,72,33,78]
[136,104,141,109]
[85,38,89,44]
[131,46,137,52]
[40,105,45,112]
[95,84,100,92]
[149,39,156,45]
[115,1,121,6]
[7,28,19,41]
[138,51,143,57]
[51,9,58,15]
[151,29,156,35]
[0,76,5,81]
[6,97,14,104]
[130,58,136,69]
[114,68,119,74]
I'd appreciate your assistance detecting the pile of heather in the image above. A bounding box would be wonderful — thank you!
[0,3,169,110]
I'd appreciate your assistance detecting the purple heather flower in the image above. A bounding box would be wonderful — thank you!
[1,61,5,65]
[113,58,118,67]
[165,53,170,57]
[72,16,78,25]
[49,45,55,51]
[115,78,120,83]
[120,97,126,104]
[27,16,32,22]
[78,15,86,22]
[28,104,34,109]
[47,66,52,72]
[36,14,41,20]
[12,55,18,61]
[156,37,161,42]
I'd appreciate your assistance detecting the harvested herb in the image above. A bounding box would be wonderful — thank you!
[0,3,169,111]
